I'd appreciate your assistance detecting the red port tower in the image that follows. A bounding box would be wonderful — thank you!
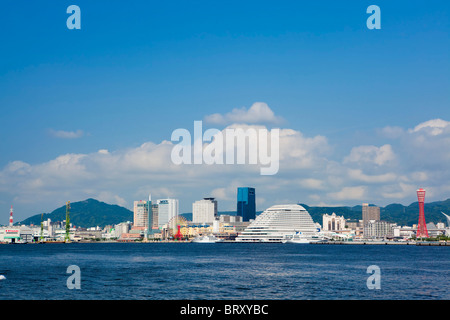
[9,205,13,227]
[174,225,183,240]
[416,188,429,238]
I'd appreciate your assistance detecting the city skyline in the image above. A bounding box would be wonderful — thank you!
[3,194,449,243]
[1,1,450,224]
[8,187,450,229]
[2,183,449,244]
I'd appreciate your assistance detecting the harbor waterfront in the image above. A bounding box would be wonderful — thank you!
[0,242,449,300]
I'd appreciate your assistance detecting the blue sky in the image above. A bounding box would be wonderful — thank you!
[0,1,449,223]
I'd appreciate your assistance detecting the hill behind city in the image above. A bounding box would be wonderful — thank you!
[302,199,450,226]
[19,198,134,228]
[18,198,450,228]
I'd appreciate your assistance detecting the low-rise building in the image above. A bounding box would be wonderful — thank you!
[364,220,396,239]
[323,213,346,231]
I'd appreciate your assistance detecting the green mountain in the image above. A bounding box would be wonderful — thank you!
[300,204,362,224]
[381,198,450,226]
[20,198,133,228]
[19,198,450,228]
[185,199,450,226]
[302,199,450,226]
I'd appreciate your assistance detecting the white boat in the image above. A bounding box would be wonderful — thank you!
[281,232,323,244]
[283,237,310,244]
[191,235,223,243]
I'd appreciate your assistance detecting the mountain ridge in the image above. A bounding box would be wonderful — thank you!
[19,198,133,228]
[18,198,450,228]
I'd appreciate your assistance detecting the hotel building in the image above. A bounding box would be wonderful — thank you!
[192,198,218,224]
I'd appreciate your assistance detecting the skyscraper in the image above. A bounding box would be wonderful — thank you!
[157,198,179,228]
[133,200,150,229]
[151,203,159,229]
[133,194,153,233]
[362,203,380,226]
[192,198,217,224]
[237,187,256,222]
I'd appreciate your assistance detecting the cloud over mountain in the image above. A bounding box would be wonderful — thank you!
[1,105,449,222]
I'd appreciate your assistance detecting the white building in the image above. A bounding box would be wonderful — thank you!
[364,220,396,239]
[323,212,346,231]
[426,222,445,238]
[134,200,150,229]
[0,227,19,243]
[235,204,319,242]
[157,198,179,228]
[393,226,415,239]
[441,212,450,236]
[192,198,217,224]
[112,221,132,239]
[1,226,37,243]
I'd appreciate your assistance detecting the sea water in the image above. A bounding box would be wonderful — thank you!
[0,242,448,300]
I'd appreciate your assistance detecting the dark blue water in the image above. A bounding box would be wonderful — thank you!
[0,243,448,300]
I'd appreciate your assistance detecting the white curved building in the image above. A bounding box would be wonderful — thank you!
[235,204,319,242]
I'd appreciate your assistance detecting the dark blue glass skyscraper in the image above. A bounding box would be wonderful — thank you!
[237,187,256,222]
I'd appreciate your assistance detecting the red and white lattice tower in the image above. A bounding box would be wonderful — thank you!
[416,188,429,238]
[9,205,13,227]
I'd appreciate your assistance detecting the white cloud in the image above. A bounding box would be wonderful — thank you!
[298,178,325,190]
[381,183,417,199]
[1,123,331,218]
[409,171,428,182]
[4,109,450,223]
[409,119,450,136]
[211,188,229,201]
[204,102,283,125]
[327,186,367,201]
[97,191,127,207]
[378,126,405,139]
[347,169,397,184]
[278,129,330,170]
[344,144,396,166]
[49,129,84,139]
[4,161,31,175]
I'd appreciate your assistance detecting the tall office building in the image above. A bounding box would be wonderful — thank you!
[133,194,154,235]
[134,200,150,229]
[237,187,256,222]
[151,203,159,229]
[157,198,179,228]
[192,198,218,224]
[362,203,380,226]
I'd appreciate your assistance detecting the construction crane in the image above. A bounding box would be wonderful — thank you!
[40,213,44,242]
[65,201,71,243]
